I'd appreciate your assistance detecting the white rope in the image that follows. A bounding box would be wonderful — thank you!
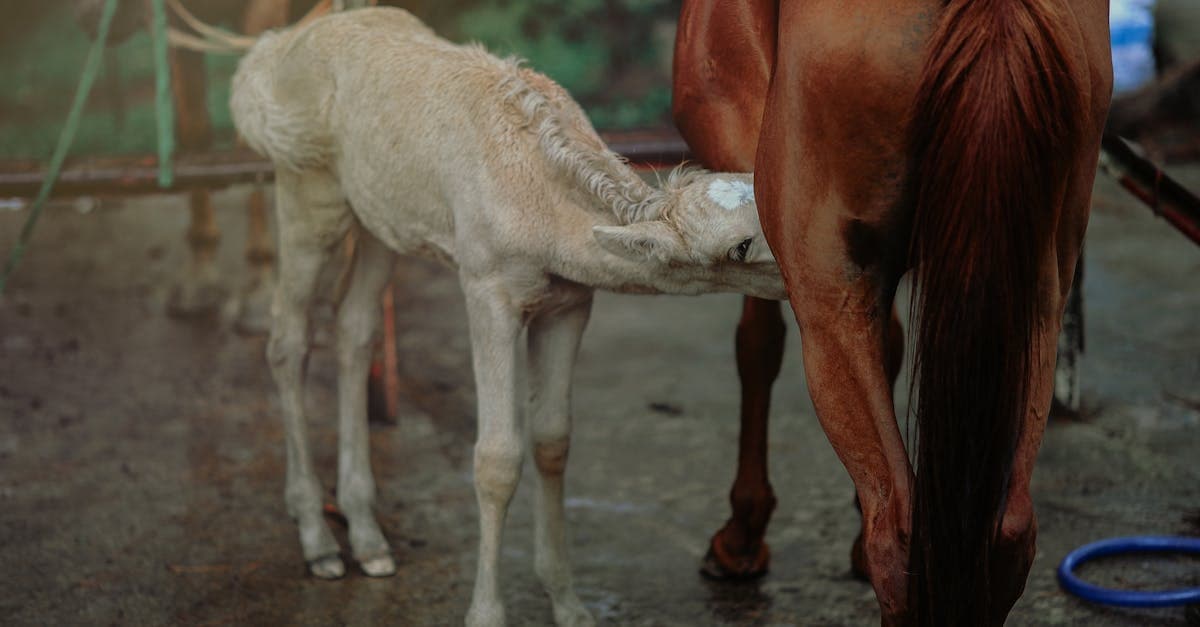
[167,0,256,50]
[162,0,354,54]
[166,28,245,54]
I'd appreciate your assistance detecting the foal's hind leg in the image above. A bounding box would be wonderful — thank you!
[166,48,225,317]
[268,169,351,579]
[527,293,595,626]
[333,229,397,577]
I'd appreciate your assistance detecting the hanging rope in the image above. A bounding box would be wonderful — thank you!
[0,0,119,295]
[150,0,175,189]
[1,0,346,294]
[164,0,256,54]
[162,0,334,54]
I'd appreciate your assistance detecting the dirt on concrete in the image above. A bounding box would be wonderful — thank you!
[1,166,1198,625]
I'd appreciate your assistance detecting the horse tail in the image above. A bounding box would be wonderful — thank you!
[905,0,1084,624]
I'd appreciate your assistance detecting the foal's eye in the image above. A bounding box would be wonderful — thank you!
[730,238,753,262]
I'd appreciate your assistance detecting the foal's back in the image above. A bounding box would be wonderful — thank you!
[232,8,575,260]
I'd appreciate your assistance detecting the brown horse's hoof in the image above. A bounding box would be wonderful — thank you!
[166,278,226,318]
[850,532,870,582]
[699,536,770,581]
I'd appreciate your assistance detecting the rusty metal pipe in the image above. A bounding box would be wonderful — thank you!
[1100,132,1200,247]
[0,131,694,199]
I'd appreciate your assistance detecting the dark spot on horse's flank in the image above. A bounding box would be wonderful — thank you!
[841,218,884,271]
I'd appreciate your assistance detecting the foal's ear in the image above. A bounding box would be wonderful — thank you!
[592,222,681,264]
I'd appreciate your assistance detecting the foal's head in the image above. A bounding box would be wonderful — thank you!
[592,171,785,299]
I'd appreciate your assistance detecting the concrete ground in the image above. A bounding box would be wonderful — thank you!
[1,166,1198,626]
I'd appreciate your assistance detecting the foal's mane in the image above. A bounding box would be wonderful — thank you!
[490,54,667,224]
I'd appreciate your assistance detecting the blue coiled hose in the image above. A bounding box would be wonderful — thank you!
[1057,536,1200,607]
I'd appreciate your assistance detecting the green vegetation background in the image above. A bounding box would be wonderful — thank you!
[0,0,679,160]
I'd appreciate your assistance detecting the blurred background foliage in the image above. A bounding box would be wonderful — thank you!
[0,0,680,159]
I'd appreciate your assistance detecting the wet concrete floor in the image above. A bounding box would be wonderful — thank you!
[1,167,1198,626]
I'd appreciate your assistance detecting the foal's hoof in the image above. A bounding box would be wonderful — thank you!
[359,554,397,577]
[308,554,346,579]
[699,538,769,581]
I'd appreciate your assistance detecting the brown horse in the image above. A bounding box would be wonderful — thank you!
[675,1,1112,625]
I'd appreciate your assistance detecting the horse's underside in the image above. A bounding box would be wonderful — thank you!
[675,0,1112,625]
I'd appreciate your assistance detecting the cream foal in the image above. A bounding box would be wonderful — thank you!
[231,8,784,626]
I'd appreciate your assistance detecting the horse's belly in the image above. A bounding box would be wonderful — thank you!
[342,174,458,267]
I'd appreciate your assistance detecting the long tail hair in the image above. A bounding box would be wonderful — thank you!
[905,0,1084,624]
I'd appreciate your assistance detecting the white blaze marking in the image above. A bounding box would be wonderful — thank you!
[706,179,755,210]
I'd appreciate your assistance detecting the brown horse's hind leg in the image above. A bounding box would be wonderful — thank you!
[754,5,927,615]
[988,124,1101,619]
[234,185,276,334]
[166,47,226,317]
[167,192,226,316]
[783,266,913,624]
[702,296,785,580]
[851,310,905,581]
[985,273,1064,623]
[758,131,913,621]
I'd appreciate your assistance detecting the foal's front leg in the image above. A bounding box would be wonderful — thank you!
[527,296,594,626]
[334,230,397,576]
[462,278,525,627]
